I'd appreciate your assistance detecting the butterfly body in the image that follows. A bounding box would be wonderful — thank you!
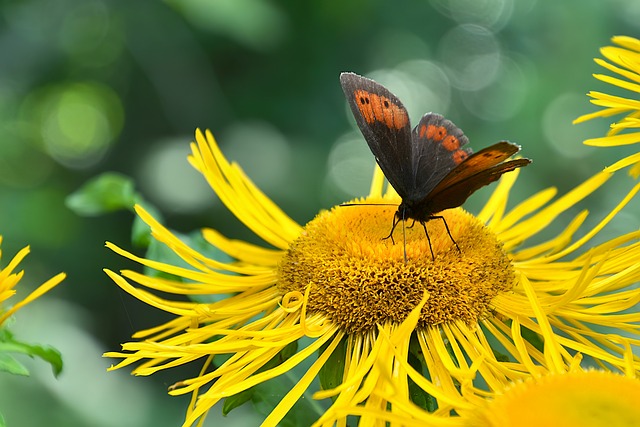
[340,72,531,259]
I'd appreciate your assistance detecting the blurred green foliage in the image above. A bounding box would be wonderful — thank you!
[0,328,63,376]
[0,0,638,426]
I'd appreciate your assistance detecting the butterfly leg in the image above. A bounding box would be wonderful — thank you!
[430,215,461,253]
[407,219,417,229]
[382,214,401,245]
[419,221,435,261]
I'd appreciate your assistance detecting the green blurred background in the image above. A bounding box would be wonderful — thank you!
[1,0,638,426]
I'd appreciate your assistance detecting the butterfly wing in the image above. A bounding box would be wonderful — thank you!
[340,72,414,198]
[420,141,531,214]
[341,73,531,219]
[407,113,472,201]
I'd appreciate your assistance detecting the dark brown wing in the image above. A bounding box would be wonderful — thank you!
[433,141,521,191]
[407,113,472,201]
[420,142,530,214]
[340,72,414,198]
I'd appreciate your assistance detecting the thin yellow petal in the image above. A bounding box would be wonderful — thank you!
[574,106,629,124]
[263,331,344,427]
[584,132,640,147]
[540,181,640,261]
[201,228,283,266]
[593,73,640,93]
[368,164,385,198]
[604,152,640,172]
[587,91,640,110]
[497,171,610,247]
[491,187,558,235]
[477,168,520,225]
[0,272,66,323]
[0,246,29,283]
[612,35,640,53]
[593,57,640,85]
[189,130,302,248]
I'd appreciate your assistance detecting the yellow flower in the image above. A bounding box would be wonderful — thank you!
[574,35,640,177]
[0,236,66,325]
[105,129,640,426]
[476,369,640,427]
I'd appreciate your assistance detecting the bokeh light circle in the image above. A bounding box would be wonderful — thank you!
[438,24,501,91]
[21,81,124,169]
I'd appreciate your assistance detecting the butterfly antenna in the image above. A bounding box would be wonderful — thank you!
[382,210,408,262]
[340,202,398,207]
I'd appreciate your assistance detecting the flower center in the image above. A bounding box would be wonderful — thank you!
[277,198,515,333]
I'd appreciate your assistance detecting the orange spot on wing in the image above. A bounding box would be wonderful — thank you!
[453,150,469,164]
[354,90,375,124]
[390,102,409,129]
[433,126,447,141]
[353,90,408,129]
[442,135,460,151]
[426,125,447,141]
[370,93,385,125]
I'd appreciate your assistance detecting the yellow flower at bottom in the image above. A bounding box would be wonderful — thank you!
[477,370,640,427]
[105,129,640,427]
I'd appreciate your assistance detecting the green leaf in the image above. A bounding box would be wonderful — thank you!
[131,215,152,248]
[251,372,325,427]
[0,332,63,377]
[66,173,167,250]
[0,352,30,376]
[131,201,165,248]
[0,410,6,427]
[66,172,138,216]
[222,388,254,416]
[492,348,510,362]
[143,237,188,280]
[318,335,346,393]
[408,340,438,412]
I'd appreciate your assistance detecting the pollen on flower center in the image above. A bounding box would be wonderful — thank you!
[277,198,515,333]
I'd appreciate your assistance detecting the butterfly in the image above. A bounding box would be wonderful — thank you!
[340,72,531,261]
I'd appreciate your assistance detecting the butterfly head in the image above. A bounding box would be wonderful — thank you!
[396,199,433,223]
